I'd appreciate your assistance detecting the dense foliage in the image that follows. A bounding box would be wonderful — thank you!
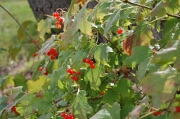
[0,0,180,119]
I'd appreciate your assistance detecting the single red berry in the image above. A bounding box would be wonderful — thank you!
[33,53,38,57]
[76,71,81,75]
[39,67,43,71]
[44,70,48,76]
[153,111,161,116]
[61,112,66,117]
[117,27,123,34]
[83,58,88,63]
[100,91,105,95]
[55,21,60,25]
[88,60,94,66]
[56,24,62,29]
[50,55,56,60]
[58,17,63,22]
[71,75,79,81]
[67,68,76,75]
[175,106,180,113]
[90,64,95,69]
[53,12,60,17]
[11,106,19,115]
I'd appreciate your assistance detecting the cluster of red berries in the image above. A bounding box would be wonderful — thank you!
[11,106,19,115]
[47,48,58,60]
[83,58,95,69]
[52,11,64,29]
[117,27,123,35]
[60,112,75,119]
[39,67,48,76]
[67,68,81,82]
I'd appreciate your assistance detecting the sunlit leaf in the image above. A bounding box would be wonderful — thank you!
[27,75,50,94]
[141,68,179,104]
[73,90,93,119]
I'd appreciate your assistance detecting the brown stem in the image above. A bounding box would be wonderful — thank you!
[166,91,177,112]
[0,4,40,49]
[103,35,123,55]
[123,0,180,19]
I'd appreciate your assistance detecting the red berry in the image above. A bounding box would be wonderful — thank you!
[117,27,123,34]
[61,112,66,117]
[39,67,43,71]
[58,17,63,22]
[11,106,19,115]
[50,55,56,60]
[33,53,38,57]
[90,64,95,69]
[71,75,79,81]
[175,106,180,113]
[56,24,62,29]
[83,58,88,62]
[100,91,105,95]
[53,12,60,17]
[76,71,81,75]
[67,68,76,75]
[44,69,48,76]
[153,111,161,116]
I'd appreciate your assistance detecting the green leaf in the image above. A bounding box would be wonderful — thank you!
[0,48,7,52]
[0,96,8,115]
[136,57,151,81]
[74,4,92,35]
[32,91,54,114]
[151,1,167,17]
[13,74,27,91]
[73,90,93,119]
[123,46,152,68]
[141,68,179,104]
[27,75,50,94]
[90,109,112,119]
[85,63,104,90]
[72,50,87,70]
[105,102,121,119]
[8,44,22,60]
[38,113,53,119]
[121,105,134,119]
[151,41,180,65]
[37,18,51,40]
[119,7,134,20]
[94,44,113,66]
[104,9,120,34]
[18,20,33,41]
[114,78,132,97]
[103,89,119,105]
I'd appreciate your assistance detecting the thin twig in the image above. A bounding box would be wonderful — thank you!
[166,91,177,112]
[54,89,78,104]
[103,35,123,55]
[123,0,180,19]
[0,4,40,49]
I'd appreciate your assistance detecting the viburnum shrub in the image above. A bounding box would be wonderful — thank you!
[1,0,180,119]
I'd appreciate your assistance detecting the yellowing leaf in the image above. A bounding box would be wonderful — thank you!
[27,76,50,94]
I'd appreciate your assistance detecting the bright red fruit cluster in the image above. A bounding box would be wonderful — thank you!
[39,67,48,75]
[60,112,75,119]
[47,48,58,60]
[83,58,95,69]
[11,106,19,115]
[117,27,123,34]
[67,68,81,82]
[52,11,64,29]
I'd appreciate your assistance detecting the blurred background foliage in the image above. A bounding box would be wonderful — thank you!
[0,0,37,71]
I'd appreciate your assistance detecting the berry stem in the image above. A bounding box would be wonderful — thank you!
[0,4,40,50]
